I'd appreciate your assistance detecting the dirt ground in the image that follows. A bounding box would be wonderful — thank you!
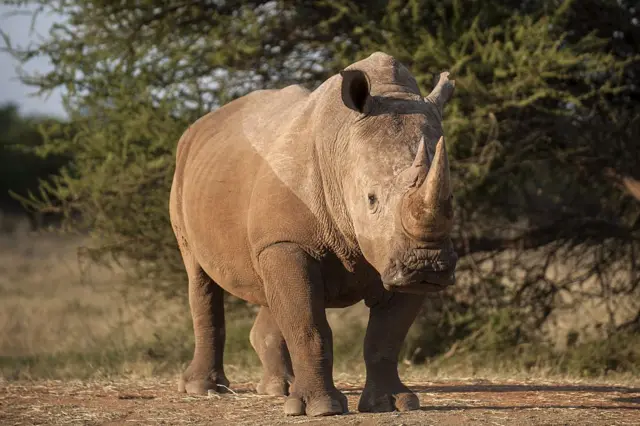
[1,377,639,426]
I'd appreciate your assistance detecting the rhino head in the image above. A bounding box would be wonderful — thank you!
[338,61,457,293]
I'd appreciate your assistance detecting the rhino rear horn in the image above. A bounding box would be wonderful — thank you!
[407,136,431,186]
[425,72,455,112]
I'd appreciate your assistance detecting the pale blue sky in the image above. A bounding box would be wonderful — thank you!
[0,4,66,118]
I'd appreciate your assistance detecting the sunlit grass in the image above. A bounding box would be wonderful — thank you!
[0,218,638,385]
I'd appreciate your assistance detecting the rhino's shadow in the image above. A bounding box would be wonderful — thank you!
[338,383,640,412]
[418,404,640,411]
[209,382,640,412]
[406,383,640,394]
[339,383,640,395]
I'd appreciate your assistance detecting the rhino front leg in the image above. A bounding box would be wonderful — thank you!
[358,292,425,412]
[258,243,347,416]
[178,253,230,394]
[250,306,294,396]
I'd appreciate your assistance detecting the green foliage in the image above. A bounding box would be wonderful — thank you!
[0,103,68,213]
[422,308,640,378]
[562,332,640,377]
[2,0,639,357]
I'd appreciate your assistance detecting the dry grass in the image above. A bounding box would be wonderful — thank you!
[0,215,638,385]
[0,219,367,381]
[0,234,177,356]
[0,222,193,379]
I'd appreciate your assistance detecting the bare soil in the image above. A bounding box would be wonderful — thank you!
[1,378,639,425]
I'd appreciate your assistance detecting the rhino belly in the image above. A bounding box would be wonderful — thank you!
[179,137,268,305]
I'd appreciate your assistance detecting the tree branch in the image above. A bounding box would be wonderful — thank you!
[455,218,637,255]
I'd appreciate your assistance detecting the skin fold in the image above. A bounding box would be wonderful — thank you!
[169,51,458,416]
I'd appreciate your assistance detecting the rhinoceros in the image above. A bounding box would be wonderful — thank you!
[169,52,458,416]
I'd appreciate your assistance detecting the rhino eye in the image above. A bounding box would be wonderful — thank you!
[367,193,378,208]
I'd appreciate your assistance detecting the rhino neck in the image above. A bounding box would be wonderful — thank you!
[308,76,362,266]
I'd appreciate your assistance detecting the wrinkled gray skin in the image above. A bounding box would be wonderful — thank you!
[169,52,458,416]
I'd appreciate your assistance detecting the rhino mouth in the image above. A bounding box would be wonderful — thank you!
[381,246,458,294]
[382,268,456,293]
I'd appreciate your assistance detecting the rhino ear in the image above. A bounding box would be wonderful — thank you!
[340,69,370,113]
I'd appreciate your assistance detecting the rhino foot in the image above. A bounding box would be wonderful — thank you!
[256,377,290,396]
[358,384,419,412]
[178,368,230,395]
[284,389,348,416]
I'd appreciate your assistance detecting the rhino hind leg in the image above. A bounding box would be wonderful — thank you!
[177,250,229,395]
[358,292,425,412]
[250,306,294,396]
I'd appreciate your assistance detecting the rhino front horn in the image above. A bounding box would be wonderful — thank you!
[422,136,450,208]
[401,136,453,241]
